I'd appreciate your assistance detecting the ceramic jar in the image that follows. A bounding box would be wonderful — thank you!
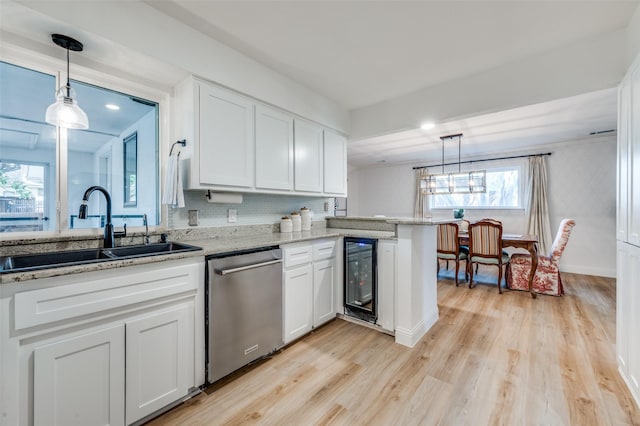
[290,212,302,232]
[300,207,311,231]
[280,216,292,233]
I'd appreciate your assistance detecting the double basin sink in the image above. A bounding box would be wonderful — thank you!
[0,242,202,274]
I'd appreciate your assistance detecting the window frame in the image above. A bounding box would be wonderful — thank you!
[0,44,170,240]
[428,161,526,211]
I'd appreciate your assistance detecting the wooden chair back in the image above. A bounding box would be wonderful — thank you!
[437,223,460,256]
[469,220,503,260]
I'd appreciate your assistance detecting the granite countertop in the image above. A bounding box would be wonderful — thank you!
[0,227,396,284]
[190,227,395,256]
[332,216,458,225]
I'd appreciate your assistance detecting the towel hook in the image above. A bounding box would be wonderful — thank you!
[169,139,186,157]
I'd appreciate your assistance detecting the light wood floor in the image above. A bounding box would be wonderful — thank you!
[148,267,640,425]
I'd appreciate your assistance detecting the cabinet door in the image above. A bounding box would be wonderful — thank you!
[294,120,323,192]
[284,263,313,343]
[198,83,254,188]
[34,325,125,426]
[628,65,640,246]
[627,243,640,395]
[313,259,336,327]
[256,105,294,190]
[323,130,347,195]
[617,77,631,241]
[377,241,396,333]
[126,303,194,424]
[617,242,632,373]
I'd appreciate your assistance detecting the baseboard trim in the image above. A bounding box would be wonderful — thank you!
[394,308,439,348]
[618,365,640,410]
[560,264,616,278]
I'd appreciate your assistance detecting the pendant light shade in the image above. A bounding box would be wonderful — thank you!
[45,34,89,130]
[420,133,486,195]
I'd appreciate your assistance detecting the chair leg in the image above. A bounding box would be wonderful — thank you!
[437,260,440,274]
[498,264,503,294]
[464,260,469,282]
[469,261,475,288]
[446,260,450,270]
[454,258,460,286]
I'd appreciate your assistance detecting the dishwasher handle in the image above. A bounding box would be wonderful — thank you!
[214,258,282,276]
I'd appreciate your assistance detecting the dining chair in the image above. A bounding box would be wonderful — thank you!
[468,220,510,293]
[507,219,576,296]
[437,223,469,286]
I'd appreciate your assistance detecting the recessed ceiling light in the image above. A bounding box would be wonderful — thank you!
[105,104,120,110]
[420,122,435,131]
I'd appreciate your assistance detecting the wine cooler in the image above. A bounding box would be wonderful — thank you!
[344,237,377,323]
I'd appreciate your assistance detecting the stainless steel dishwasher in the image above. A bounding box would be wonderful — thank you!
[207,247,283,383]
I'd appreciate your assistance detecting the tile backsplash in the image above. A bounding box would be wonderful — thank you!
[168,191,334,229]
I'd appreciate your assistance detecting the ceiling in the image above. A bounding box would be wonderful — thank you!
[347,88,618,167]
[0,1,635,168]
[145,0,632,167]
[148,0,637,110]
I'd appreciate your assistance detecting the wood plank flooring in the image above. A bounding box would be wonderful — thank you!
[148,267,640,425]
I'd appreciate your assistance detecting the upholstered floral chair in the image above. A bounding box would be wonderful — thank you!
[507,219,576,296]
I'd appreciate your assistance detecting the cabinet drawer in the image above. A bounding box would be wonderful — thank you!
[14,259,203,331]
[283,244,313,268]
[313,240,336,261]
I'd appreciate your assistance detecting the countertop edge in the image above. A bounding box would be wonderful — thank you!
[1,228,397,284]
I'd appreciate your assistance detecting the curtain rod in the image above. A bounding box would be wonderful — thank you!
[412,152,552,170]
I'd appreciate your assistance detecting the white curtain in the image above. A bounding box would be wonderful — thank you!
[414,168,429,219]
[525,156,552,254]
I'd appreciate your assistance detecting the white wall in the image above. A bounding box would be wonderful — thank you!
[168,192,332,229]
[348,135,617,277]
[628,5,640,65]
[349,29,627,141]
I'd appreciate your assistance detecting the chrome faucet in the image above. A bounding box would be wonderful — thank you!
[143,213,150,245]
[78,185,125,248]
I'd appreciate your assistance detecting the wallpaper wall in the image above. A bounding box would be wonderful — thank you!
[348,135,617,277]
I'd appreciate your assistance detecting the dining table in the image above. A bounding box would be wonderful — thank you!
[458,231,539,298]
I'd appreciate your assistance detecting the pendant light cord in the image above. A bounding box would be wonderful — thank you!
[66,47,70,97]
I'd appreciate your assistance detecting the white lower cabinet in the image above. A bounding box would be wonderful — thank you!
[282,239,338,344]
[617,241,640,406]
[0,257,205,426]
[313,259,336,327]
[283,263,314,343]
[377,240,396,333]
[125,303,194,424]
[34,324,126,426]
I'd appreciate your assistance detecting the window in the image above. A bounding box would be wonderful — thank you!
[430,165,523,209]
[0,60,161,234]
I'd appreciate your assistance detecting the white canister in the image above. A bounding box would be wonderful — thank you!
[280,216,292,233]
[290,212,302,232]
[300,207,311,231]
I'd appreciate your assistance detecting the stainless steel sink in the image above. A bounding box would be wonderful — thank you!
[102,242,200,259]
[0,242,201,274]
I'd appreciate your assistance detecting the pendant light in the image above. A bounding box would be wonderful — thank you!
[45,34,89,129]
[421,133,486,194]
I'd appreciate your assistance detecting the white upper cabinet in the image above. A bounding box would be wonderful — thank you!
[198,83,255,188]
[255,105,294,191]
[323,130,347,196]
[618,77,631,241]
[628,64,640,246]
[175,76,346,196]
[618,56,640,246]
[294,120,324,193]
